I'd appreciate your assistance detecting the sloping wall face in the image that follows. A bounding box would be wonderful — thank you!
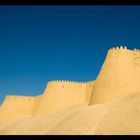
[0,96,35,124]
[89,47,140,105]
[32,95,42,116]
[34,81,94,116]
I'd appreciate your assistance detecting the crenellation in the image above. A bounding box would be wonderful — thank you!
[47,80,92,86]
[120,46,123,49]
[124,46,127,50]
[106,46,140,58]
[116,46,119,50]
[5,95,36,102]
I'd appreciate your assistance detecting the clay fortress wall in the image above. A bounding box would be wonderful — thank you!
[1,46,140,124]
[89,46,140,104]
[32,80,94,116]
[0,80,94,123]
[0,95,36,123]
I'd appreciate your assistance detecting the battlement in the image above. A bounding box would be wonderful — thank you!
[109,46,128,51]
[47,80,94,89]
[5,95,36,101]
[108,46,129,56]
[44,80,94,96]
[48,80,90,85]
[107,46,140,56]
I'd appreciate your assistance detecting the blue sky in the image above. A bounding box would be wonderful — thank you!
[0,6,140,104]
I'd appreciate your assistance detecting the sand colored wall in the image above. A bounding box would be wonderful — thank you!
[32,95,42,116]
[89,46,140,105]
[33,80,94,116]
[0,95,35,124]
[0,80,94,122]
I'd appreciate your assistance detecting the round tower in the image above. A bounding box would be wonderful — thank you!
[89,46,140,105]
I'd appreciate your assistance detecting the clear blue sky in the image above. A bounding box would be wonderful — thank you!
[0,6,140,104]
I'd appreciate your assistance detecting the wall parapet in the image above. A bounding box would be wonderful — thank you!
[5,95,36,102]
[108,46,140,52]
[48,80,94,85]
[107,46,140,58]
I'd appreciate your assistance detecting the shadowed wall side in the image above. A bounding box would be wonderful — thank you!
[0,95,35,124]
[33,80,94,116]
[89,46,140,105]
